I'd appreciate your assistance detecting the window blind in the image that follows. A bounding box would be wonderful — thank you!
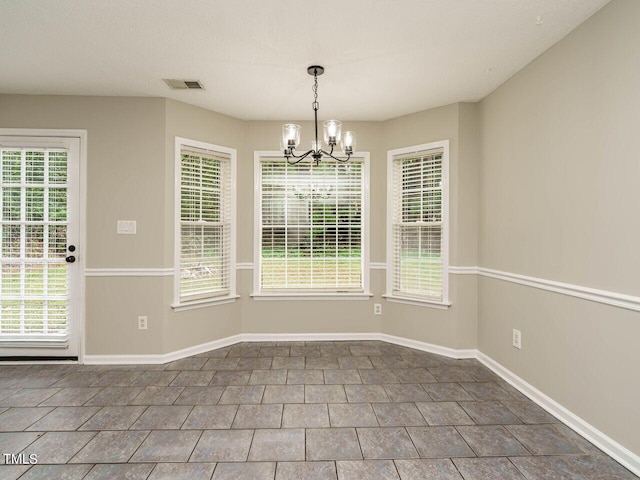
[179,147,231,301]
[391,148,444,301]
[259,159,363,292]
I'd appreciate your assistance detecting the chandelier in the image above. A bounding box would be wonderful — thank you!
[281,66,356,165]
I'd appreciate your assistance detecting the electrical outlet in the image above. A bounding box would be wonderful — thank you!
[512,329,521,349]
[374,303,382,315]
[138,316,148,330]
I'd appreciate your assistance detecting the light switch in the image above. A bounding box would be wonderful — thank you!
[117,220,137,235]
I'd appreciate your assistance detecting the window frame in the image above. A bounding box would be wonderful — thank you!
[385,140,450,309]
[252,151,371,300]
[172,137,237,311]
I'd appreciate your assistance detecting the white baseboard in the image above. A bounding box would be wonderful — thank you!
[84,334,244,365]
[477,352,640,477]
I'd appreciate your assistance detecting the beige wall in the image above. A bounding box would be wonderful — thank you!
[478,0,639,456]
[0,96,168,354]
[381,104,479,349]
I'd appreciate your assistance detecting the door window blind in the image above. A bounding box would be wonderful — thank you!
[259,159,363,292]
[391,148,444,301]
[179,146,231,301]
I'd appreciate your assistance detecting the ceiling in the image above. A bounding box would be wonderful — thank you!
[0,0,610,121]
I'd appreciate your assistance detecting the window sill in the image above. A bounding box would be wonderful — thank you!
[251,292,373,301]
[171,295,240,312]
[383,294,451,310]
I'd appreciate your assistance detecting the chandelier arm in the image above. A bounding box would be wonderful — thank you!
[286,149,314,165]
[320,149,352,163]
[286,148,313,159]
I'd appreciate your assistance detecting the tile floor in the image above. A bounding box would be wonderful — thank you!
[0,340,637,479]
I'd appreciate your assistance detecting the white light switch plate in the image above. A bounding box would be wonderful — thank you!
[117,220,137,235]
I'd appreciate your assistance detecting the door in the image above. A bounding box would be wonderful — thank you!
[0,133,82,359]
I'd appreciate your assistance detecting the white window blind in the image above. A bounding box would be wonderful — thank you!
[390,146,447,302]
[259,158,364,292]
[179,145,231,302]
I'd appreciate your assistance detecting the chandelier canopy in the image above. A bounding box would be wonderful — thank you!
[281,66,356,165]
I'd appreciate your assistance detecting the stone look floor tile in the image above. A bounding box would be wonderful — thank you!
[129,429,202,462]
[328,403,379,427]
[0,388,59,407]
[210,370,251,386]
[506,424,585,455]
[190,429,253,462]
[457,425,530,457]
[357,427,419,459]
[0,432,44,460]
[83,463,155,480]
[248,428,305,461]
[407,426,476,458]
[130,371,178,387]
[305,385,347,403]
[0,407,54,431]
[17,464,93,480]
[336,460,400,480]
[169,371,214,387]
[173,386,224,405]
[249,369,288,385]
[395,458,464,479]
[415,401,475,426]
[372,402,427,427]
[0,340,635,480]
[509,455,588,479]
[452,457,526,480]
[70,430,150,463]
[38,387,102,406]
[276,461,337,480]
[383,384,431,402]
[282,403,330,428]
[306,428,363,461]
[232,404,283,429]
[271,356,305,370]
[459,401,523,425]
[422,383,474,402]
[211,462,276,480]
[286,369,324,385]
[345,384,390,403]
[78,406,145,430]
[0,465,31,480]
[501,400,559,424]
[570,454,640,480]
[262,385,304,404]
[181,405,238,429]
[218,385,264,404]
[130,405,192,429]
[323,369,362,384]
[147,462,216,480]
[20,431,96,464]
[129,386,184,405]
[83,387,143,406]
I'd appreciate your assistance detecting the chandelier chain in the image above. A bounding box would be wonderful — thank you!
[312,72,319,111]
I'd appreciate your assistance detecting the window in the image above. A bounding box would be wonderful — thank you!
[387,141,449,306]
[174,138,236,308]
[255,152,369,297]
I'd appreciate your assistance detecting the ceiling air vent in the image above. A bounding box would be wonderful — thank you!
[163,79,204,90]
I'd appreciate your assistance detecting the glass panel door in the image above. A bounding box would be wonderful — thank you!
[0,135,81,358]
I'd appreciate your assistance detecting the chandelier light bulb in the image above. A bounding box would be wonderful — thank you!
[341,131,356,155]
[323,120,342,147]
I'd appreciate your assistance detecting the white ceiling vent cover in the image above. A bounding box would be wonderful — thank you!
[163,79,204,90]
